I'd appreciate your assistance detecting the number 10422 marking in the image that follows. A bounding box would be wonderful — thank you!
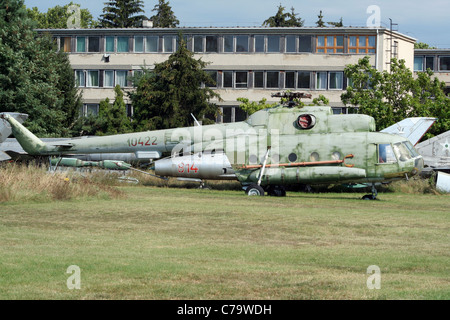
[127,136,157,147]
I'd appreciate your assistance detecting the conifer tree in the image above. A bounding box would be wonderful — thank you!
[263,4,304,27]
[100,0,147,28]
[316,10,325,27]
[150,0,179,28]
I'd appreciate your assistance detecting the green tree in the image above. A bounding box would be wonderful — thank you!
[73,85,131,136]
[150,0,179,28]
[129,36,220,130]
[237,98,277,116]
[316,10,325,27]
[414,42,436,49]
[311,94,329,106]
[0,0,82,136]
[26,3,97,29]
[341,56,450,138]
[102,85,132,134]
[99,0,147,28]
[263,4,304,27]
[328,17,344,27]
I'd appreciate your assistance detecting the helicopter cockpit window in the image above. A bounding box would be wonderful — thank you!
[392,142,412,162]
[378,144,397,163]
[403,141,419,158]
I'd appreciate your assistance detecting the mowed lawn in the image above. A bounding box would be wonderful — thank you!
[0,186,448,300]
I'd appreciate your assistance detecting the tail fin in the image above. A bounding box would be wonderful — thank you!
[0,113,47,155]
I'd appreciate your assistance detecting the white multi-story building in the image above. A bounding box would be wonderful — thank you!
[414,49,450,95]
[42,25,416,122]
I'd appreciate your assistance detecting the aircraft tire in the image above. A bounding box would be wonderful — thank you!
[246,184,265,196]
[362,194,377,200]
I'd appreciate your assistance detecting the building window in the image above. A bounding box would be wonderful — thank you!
[235,71,248,88]
[284,71,311,89]
[285,71,296,88]
[223,71,233,88]
[317,35,344,53]
[85,104,99,117]
[349,35,376,54]
[329,72,344,90]
[253,71,280,89]
[117,36,129,52]
[414,57,424,71]
[267,35,280,52]
[255,35,264,52]
[236,35,249,52]
[76,37,86,52]
[163,36,175,52]
[222,71,248,88]
[134,36,144,52]
[103,70,114,87]
[75,70,85,87]
[223,35,233,53]
[316,72,327,89]
[286,35,296,53]
[254,71,264,88]
[86,70,99,87]
[223,35,249,53]
[425,57,434,71]
[266,71,279,88]
[116,71,128,87]
[105,36,115,52]
[193,35,203,52]
[60,37,72,52]
[144,36,157,52]
[298,71,311,89]
[204,70,217,88]
[206,35,218,53]
[298,35,312,53]
[88,37,100,52]
[439,56,450,71]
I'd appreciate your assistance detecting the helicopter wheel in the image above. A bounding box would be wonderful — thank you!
[362,194,377,200]
[245,184,265,196]
[362,183,378,200]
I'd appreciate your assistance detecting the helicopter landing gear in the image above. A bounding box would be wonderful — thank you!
[245,184,287,197]
[245,183,265,196]
[362,183,378,200]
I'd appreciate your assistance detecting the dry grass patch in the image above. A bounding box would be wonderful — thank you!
[0,164,124,202]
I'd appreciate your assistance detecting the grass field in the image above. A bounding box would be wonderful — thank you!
[0,176,448,300]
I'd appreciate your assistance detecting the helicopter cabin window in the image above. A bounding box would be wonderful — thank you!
[378,144,397,163]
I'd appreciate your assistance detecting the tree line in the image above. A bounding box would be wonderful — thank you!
[1,0,449,140]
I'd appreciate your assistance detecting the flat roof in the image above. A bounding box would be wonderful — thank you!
[37,26,416,41]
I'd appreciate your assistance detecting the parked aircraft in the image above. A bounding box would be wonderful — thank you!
[1,105,424,199]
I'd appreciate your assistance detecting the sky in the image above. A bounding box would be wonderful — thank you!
[23,0,450,48]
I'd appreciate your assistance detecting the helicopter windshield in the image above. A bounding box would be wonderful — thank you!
[379,141,419,163]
